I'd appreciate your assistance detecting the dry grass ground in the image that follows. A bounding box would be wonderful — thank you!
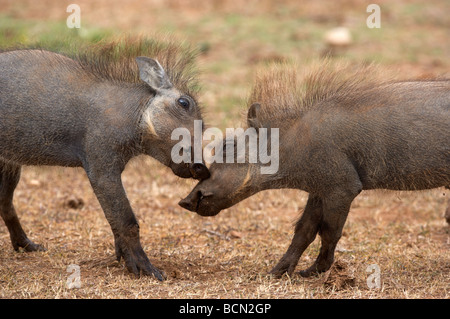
[0,0,449,299]
[0,159,448,298]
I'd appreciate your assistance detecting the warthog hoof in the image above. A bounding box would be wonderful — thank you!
[13,237,46,252]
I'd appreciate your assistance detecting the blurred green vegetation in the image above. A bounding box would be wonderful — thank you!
[0,15,111,51]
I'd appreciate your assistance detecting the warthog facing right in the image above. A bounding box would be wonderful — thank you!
[180,63,450,278]
[0,38,209,280]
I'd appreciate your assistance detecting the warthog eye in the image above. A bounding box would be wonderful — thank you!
[177,97,190,109]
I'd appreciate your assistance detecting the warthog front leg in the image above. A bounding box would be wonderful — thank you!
[0,162,45,252]
[271,179,361,278]
[86,163,165,281]
[270,194,322,277]
[299,189,358,277]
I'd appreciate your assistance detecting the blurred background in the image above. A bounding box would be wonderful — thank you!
[1,0,449,128]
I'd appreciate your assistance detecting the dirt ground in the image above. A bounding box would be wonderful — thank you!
[0,161,448,299]
[0,0,449,299]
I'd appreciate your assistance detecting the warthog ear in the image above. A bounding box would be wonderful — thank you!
[136,57,173,90]
[247,103,262,129]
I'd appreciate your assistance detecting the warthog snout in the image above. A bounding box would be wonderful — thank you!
[178,190,201,212]
[178,188,220,216]
[169,162,209,180]
[189,163,210,180]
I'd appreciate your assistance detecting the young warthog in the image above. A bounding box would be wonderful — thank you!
[180,63,450,278]
[0,38,209,280]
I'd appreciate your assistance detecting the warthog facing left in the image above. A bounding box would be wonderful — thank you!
[180,63,450,278]
[0,38,209,280]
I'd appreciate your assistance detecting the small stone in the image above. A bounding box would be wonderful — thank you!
[67,197,85,209]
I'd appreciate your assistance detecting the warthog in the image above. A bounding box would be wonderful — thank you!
[180,62,450,277]
[0,38,209,280]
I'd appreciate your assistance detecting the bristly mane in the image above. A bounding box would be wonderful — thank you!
[73,36,199,95]
[245,60,395,126]
[2,36,200,96]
